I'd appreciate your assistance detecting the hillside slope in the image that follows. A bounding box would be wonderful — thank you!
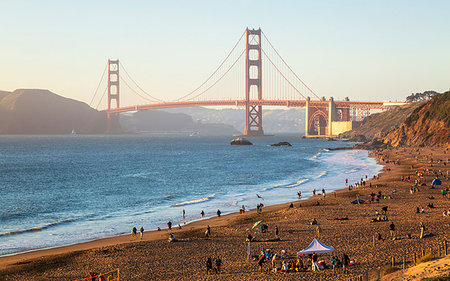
[0,89,106,134]
[339,101,426,141]
[120,109,240,135]
[381,91,449,147]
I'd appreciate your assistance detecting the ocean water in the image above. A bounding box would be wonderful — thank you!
[0,135,382,256]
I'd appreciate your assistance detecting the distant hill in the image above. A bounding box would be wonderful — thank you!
[381,91,449,147]
[120,109,240,135]
[339,101,426,141]
[0,89,106,134]
[163,107,306,134]
[0,90,11,101]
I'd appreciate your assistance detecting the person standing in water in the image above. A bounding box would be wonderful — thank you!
[201,210,205,218]
[217,209,221,217]
[182,209,185,219]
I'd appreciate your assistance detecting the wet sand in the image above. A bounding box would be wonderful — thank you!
[0,146,449,280]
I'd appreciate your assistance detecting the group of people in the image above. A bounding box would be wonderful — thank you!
[131,226,144,239]
[206,257,222,274]
[256,248,351,273]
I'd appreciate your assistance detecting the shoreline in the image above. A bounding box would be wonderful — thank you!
[2,145,449,280]
[0,147,381,268]
[0,147,376,260]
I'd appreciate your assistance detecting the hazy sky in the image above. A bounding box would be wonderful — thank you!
[1,0,449,108]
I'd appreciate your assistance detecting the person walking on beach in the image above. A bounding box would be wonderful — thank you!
[342,253,350,273]
[258,255,265,272]
[167,221,172,230]
[419,222,426,239]
[322,188,326,197]
[389,222,395,238]
[275,225,279,237]
[313,188,316,195]
[316,224,322,238]
[131,227,137,238]
[201,210,205,218]
[217,209,221,217]
[206,257,213,274]
[140,226,144,239]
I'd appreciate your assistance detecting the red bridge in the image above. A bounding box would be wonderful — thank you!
[90,28,398,137]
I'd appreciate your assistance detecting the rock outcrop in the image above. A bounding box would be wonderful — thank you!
[269,142,292,147]
[339,101,426,141]
[230,138,252,145]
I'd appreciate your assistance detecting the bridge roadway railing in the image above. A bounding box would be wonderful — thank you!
[107,100,385,114]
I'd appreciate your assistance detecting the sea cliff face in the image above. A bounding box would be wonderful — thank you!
[343,91,449,148]
[381,91,449,147]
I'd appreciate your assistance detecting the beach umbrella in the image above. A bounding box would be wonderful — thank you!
[252,220,263,229]
[432,179,442,186]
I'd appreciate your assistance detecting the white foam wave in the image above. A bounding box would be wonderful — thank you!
[172,194,216,207]
[315,171,327,179]
[0,219,73,237]
[346,168,358,174]
[310,152,321,159]
[285,179,310,188]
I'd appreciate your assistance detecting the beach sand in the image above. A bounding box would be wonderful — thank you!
[0,146,449,280]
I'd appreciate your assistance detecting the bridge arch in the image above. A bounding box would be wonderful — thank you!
[308,110,328,136]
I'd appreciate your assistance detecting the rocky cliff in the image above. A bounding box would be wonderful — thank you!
[339,101,426,141]
[381,91,449,147]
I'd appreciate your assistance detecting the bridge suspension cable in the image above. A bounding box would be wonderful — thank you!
[182,49,245,102]
[89,62,108,107]
[173,29,246,102]
[95,87,107,110]
[119,62,164,102]
[261,31,321,101]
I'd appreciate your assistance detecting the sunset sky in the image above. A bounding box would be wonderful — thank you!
[1,0,449,108]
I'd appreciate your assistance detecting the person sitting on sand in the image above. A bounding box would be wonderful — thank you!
[311,218,318,225]
[215,257,222,273]
[281,260,289,272]
[332,256,341,271]
[168,233,176,242]
[246,233,254,242]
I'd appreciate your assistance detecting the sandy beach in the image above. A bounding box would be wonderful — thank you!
[1,146,449,280]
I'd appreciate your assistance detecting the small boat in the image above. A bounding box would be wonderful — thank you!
[189,132,199,137]
[71,129,77,135]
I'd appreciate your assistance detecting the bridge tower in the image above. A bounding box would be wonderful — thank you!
[244,28,264,136]
[107,59,122,133]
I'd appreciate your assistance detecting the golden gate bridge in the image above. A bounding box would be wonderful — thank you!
[89,28,395,137]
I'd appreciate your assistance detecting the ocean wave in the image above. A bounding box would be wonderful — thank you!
[315,171,327,179]
[310,152,321,159]
[285,179,310,188]
[346,168,359,174]
[164,194,178,200]
[0,219,73,237]
[172,194,216,207]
